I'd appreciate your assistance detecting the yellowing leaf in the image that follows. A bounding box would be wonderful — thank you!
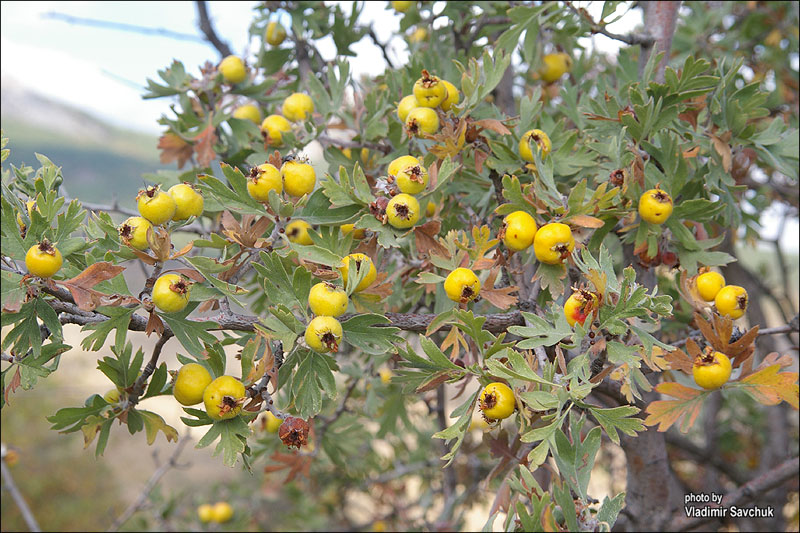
[643,382,707,433]
[733,364,799,409]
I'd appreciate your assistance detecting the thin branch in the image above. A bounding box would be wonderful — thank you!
[664,432,748,485]
[194,1,233,58]
[670,315,800,348]
[1,456,41,532]
[563,1,653,46]
[670,456,800,531]
[106,435,191,532]
[127,333,172,408]
[41,11,205,43]
[366,27,395,70]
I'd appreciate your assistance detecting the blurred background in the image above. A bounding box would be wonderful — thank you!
[1,1,798,531]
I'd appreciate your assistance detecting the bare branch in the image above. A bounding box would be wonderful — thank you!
[564,1,653,46]
[194,1,233,58]
[366,27,395,70]
[1,454,41,532]
[42,11,205,43]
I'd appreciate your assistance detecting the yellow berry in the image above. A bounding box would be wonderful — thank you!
[339,253,377,292]
[391,1,414,13]
[563,290,597,327]
[379,368,393,384]
[265,21,287,46]
[282,92,314,122]
[168,183,204,221]
[308,282,349,317]
[264,411,282,433]
[440,80,459,111]
[247,163,283,201]
[519,129,552,163]
[286,220,314,245]
[203,376,246,420]
[444,268,480,303]
[25,241,62,278]
[387,155,419,179]
[533,222,575,264]
[405,107,439,136]
[341,224,366,239]
[715,285,748,319]
[386,193,421,229]
[232,104,262,124]
[281,160,316,197]
[409,27,428,43]
[261,114,292,146]
[693,351,732,390]
[137,186,176,225]
[397,95,420,122]
[638,189,673,224]
[219,55,247,84]
[172,363,213,406]
[197,504,214,523]
[305,316,343,353]
[119,216,153,251]
[413,69,446,107]
[502,210,537,251]
[152,273,191,313]
[212,502,234,523]
[696,271,726,302]
[539,53,573,83]
[425,201,436,217]
[479,382,515,420]
[395,162,429,195]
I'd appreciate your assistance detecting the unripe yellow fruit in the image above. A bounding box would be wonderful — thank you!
[519,129,552,163]
[261,114,292,146]
[392,1,414,13]
[172,363,213,406]
[387,155,419,179]
[395,162,429,195]
[308,282,349,317]
[286,220,314,245]
[219,55,247,84]
[413,70,447,108]
[444,268,480,303]
[440,80,459,111]
[152,273,191,313]
[168,183,204,221]
[212,502,234,523]
[638,189,674,225]
[340,253,377,292]
[282,92,314,122]
[305,316,343,353]
[119,216,153,250]
[25,241,63,278]
[533,222,575,264]
[197,504,214,523]
[479,382,515,420]
[137,186,176,225]
[265,21,287,46]
[425,201,436,217]
[232,104,261,124]
[696,271,726,302]
[203,376,246,420]
[539,53,573,83]
[247,163,283,201]
[502,211,537,251]
[264,411,282,433]
[405,107,439,136]
[693,351,732,390]
[386,193,421,229]
[341,224,366,239]
[715,285,748,319]
[397,95,420,122]
[281,160,316,197]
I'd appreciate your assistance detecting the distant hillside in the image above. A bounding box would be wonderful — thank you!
[1,77,166,206]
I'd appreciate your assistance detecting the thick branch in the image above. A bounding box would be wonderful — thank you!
[195,1,233,58]
[638,1,681,82]
[665,432,748,485]
[670,456,800,531]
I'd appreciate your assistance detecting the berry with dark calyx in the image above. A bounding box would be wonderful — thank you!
[279,416,310,449]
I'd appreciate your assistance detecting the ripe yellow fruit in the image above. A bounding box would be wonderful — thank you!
[539,52,573,83]
[197,504,214,523]
[693,351,732,390]
[232,104,261,124]
[247,163,283,201]
[440,80,459,111]
[564,290,597,327]
[168,183,204,221]
[409,27,428,43]
[305,316,343,353]
[340,253,377,292]
[715,285,748,319]
[444,268,480,303]
[212,502,234,523]
[203,376,246,420]
[282,92,314,122]
[172,363,213,406]
[261,114,292,146]
[413,70,447,107]
[533,222,575,264]
[696,271,726,302]
[118,216,153,250]
[152,273,191,313]
[386,193,421,229]
[137,186,176,225]
[265,21,287,46]
[519,129,552,163]
[281,160,316,197]
[286,220,314,245]
[395,163,429,195]
[479,382,515,420]
[405,107,439,136]
[397,95,420,122]
[638,189,674,224]
[387,155,419,179]
[264,411,282,433]
[502,211,537,251]
[219,55,247,84]
[425,201,436,217]
[15,199,37,231]
[341,224,366,239]
[25,241,63,278]
[308,282,349,317]
[392,1,414,13]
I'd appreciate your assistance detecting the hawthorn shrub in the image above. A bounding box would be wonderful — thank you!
[2,1,799,531]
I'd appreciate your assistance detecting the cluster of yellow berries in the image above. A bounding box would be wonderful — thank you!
[122,183,205,250]
[197,501,234,523]
[397,70,459,137]
[173,363,247,421]
[696,270,748,319]
[383,154,430,229]
[247,155,317,203]
[231,91,314,146]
